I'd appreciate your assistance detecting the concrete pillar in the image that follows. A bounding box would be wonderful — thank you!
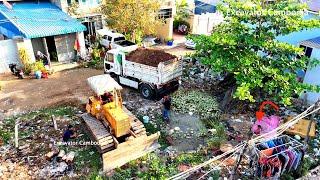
[42,37,51,66]
[78,32,86,58]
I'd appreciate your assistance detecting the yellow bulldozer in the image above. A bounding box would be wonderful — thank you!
[82,74,159,172]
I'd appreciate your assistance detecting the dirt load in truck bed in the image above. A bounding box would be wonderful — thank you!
[126,48,176,67]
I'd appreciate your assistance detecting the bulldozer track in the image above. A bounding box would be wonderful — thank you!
[81,113,115,153]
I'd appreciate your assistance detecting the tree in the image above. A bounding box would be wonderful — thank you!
[101,0,161,42]
[175,0,190,22]
[191,0,320,105]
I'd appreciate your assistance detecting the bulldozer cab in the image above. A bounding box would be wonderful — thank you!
[100,88,122,108]
[87,74,130,137]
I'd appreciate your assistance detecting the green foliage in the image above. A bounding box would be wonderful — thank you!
[175,0,190,22]
[32,61,46,72]
[101,0,161,42]
[19,47,47,74]
[137,154,176,180]
[18,48,32,73]
[111,152,207,180]
[87,47,104,69]
[191,0,320,105]
[172,90,220,120]
[139,113,170,150]
[67,1,79,16]
[174,152,205,165]
[202,119,227,148]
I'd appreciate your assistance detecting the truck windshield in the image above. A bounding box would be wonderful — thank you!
[114,37,125,42]
[107,54,114,62]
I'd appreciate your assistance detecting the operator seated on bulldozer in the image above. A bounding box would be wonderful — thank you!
[101,92,113,105]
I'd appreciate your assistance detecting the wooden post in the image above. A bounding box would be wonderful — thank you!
[304,115,313,147]
[52,115,58,130]
[15,121,19,148]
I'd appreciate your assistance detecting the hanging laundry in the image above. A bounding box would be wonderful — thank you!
[250,135,304,179]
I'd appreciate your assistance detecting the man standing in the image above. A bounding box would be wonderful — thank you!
[161,95,171,123]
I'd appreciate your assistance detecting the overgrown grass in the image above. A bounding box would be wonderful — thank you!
[109,151,208,180]
[172,90,220,120]
[138,113,170,150]
[0,106,77,145]
[202,119,227,148]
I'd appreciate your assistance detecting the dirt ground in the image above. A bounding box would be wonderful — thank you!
[0,68,102,116]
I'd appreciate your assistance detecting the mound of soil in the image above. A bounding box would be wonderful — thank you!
[126,48,176,67]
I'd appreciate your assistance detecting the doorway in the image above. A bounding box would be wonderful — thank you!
[46,36,57,62]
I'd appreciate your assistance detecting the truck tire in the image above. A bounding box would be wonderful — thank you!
[139,83,154,99]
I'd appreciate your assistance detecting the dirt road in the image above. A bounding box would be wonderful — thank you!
[0,68,102,116]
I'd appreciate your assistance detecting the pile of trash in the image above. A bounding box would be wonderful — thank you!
[181,57,220,90]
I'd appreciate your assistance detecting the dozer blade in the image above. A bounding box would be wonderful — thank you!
[102,132,160,172]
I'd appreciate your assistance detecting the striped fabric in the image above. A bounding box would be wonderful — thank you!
[0,2,86,38]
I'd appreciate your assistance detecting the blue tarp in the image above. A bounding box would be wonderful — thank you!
[0,2,86,39]
[194,0,217,15]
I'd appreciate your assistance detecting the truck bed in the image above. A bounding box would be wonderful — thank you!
[116,40,136,47]
[126,48,176,67]
[123,57,183,85]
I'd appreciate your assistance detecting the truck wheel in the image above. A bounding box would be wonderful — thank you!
[140,84,154,99]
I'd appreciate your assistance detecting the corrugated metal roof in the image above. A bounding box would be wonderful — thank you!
[0,2,86,38]
[300,36,320,49]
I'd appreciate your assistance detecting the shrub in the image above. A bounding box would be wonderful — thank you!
[172,90,220,120]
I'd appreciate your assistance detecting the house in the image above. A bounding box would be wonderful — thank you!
[51,0,175,43]
[157,0,176,41]
[0,2,86,73]
[187,0,223,35]
[298,36,320,103]
[50,0,103,44]
[276,9,320,103]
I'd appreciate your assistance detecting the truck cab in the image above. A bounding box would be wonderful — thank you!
[104,49,124,76]
[97,29,137,52]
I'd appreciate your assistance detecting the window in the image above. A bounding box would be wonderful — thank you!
[107,53,114,62]
[298,45,313,58]
[158,8,172,19]
[114,37,125,42]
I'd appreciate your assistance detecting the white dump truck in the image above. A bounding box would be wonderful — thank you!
[104,48,183,99]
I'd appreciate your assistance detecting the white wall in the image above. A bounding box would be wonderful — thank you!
[23,39,36,62]
[54,33,76,62]
[0,40,20,73]
[78,32,86,58]
[303,48,320,103]
[190,12,223,35]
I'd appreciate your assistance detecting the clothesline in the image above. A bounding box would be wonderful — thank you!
[169,101,320,180]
